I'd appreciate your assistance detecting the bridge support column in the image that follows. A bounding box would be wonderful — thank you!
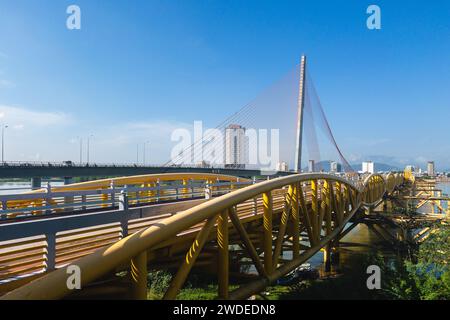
[130,251,148,300]
[31,177,41,190]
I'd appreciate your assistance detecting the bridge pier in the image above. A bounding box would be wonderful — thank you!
[31,177,41,190]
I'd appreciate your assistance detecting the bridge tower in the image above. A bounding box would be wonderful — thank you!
[294,55,307,173]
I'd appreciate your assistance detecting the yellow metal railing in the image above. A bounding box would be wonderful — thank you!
[1,172,403,300]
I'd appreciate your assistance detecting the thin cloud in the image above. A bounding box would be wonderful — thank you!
[0,105,71,127]
[0,79,14,89]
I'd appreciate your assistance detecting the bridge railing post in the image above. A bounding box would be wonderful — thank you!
[110,180,116,208]
[156,180,160,202]
[119,190,129,238]
[205,181,211,200]
[45,233,56,271]
[81,194,87,211]
[1,200,7,219]
[45,182,52,215]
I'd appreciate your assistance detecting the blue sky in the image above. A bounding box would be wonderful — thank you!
[0,0,449,169]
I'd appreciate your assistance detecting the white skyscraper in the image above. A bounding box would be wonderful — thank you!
[225,124,246,168]
[277,161,289,172]
[427,161,435,176]
[362,161,374,174]
[330,161,342,173]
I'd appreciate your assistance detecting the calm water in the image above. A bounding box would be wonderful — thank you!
[0,181,64,195]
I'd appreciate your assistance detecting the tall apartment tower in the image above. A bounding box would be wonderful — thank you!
[427,161,435,176]
[330,161,342,173]
[225,124,246,169]
[362,161,374,174]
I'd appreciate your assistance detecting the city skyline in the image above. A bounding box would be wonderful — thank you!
[0,1,449,169]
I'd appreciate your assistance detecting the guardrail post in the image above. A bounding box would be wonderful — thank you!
[190,179,194,198]
[110,180,116,208]
[46,233,56,271]
[156,179,160,202]
[119,190,129,238]
[45,182,52,215]
[205,181,211,200]
[1,200,7,219]
[64,177,74,212]
[130,251,147,300]
[81,194,87,211]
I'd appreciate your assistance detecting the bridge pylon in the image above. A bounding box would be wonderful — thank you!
[294,55,306,173]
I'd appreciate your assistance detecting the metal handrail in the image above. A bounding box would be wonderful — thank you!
[0,172,404,300]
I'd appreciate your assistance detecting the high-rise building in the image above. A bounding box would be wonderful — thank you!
[308,160,315,172]
[362,161,374,174]
[330,161,342,173]
[427,161,435,176]
[277,161,289,172]
[225,124,246,169]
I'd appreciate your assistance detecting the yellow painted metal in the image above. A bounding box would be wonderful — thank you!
[311,180,319,242]
[163,216,218,300]
[5,173,248,213]
[291,184,300,259]
[130,251,147,300]
[298,182,314,245]
[262,192,273,275]
[217,210,229,299]
[1,172,402,300]
[228,207,266,277]
[272,185,293,269]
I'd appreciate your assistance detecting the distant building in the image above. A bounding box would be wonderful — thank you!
[195,160,210,168]
[427,161,435,176]
[277,161,289,172]
[362,161,374,174]
[330,161,342,173]
[308,160,315,172]
[225,124,246,169]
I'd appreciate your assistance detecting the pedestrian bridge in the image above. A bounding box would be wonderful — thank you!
[0,171,404,299]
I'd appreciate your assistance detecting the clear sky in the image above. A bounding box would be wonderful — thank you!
[0,1,449,169]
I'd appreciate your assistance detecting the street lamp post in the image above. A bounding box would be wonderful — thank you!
[87,134,94,164]
[136,144,139,165]
[77,136,83,165]
[143,141,150,166]
[1,124,8,163]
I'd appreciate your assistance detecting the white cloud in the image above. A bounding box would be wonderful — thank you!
[0,79,14,89]
[0,105,71,127]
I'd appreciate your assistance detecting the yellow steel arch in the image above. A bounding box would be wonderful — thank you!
[1,172,403,300]
[4,173,249,216]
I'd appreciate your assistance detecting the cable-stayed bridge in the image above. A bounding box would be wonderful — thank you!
[0,57,431,300]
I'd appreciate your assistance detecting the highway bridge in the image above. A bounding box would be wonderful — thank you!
[0,161,280,180]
